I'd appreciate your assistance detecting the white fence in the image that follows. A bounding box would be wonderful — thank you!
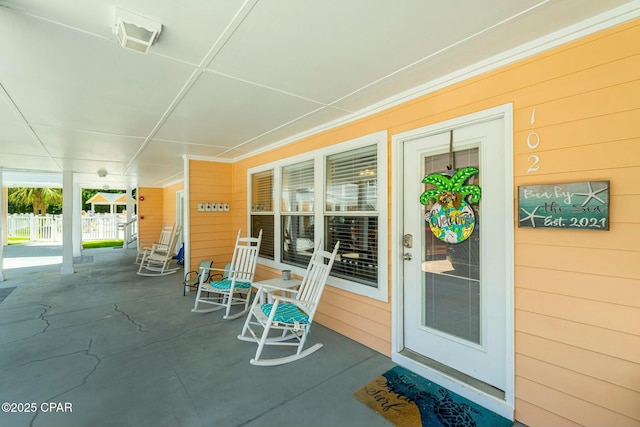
[6,214,136,242]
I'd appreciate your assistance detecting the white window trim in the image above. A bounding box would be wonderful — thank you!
[248,130,388,302]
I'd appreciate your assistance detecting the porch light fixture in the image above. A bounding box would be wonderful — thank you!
[112,8,162,54]
[97,169,108,178]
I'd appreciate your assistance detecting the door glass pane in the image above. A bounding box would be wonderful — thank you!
[422,148,481,344]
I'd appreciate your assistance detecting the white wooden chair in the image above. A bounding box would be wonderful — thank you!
[191,230,262,320]
[135,224,174,264]
[237,240,339,366]
[136,225,182,276]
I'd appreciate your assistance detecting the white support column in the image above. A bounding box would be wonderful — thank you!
[0,167,5,282]
[183,155,190,272]
[60,170,74,275]
[72,181,82,257]
[125,186,133,248]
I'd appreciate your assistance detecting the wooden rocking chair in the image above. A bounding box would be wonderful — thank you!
[191,230,262,319]
[135,223,174,264]
[136,225,181,276]
[237,240,339,366]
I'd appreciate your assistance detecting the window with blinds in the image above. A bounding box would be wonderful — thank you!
[282,160,314,212]
[251,169,274,259]
[326,145,377,212]
[282,161,315,267]
[325,145,378,287]
[251,170,274,212]
[247,131,387,300]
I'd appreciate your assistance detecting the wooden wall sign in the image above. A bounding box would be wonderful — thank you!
[518,181,609,230]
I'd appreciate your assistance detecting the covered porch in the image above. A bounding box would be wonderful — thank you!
[0,245,396,427]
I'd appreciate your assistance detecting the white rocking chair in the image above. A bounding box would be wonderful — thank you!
[238,240,339,366]
[191,230,262,320]
[135,223,174,264]
[136,225,181,276]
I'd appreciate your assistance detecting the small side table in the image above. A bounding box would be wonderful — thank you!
[253,277,302,304]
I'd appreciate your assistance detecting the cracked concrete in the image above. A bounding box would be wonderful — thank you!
[0,245,396,427]
[113,304,148,333]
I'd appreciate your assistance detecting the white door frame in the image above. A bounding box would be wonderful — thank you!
[390,103,515,419]
[176,189,185,249]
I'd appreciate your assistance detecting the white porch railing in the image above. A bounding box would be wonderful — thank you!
[6,213,134,242]
[120,216,138,247]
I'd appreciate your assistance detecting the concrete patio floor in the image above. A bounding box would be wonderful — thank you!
[0,244,397,427]
[0,244,526,427]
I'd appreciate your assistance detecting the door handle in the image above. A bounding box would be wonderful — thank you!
[403,253,412,261]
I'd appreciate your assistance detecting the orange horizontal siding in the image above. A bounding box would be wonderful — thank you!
[514,139,640,176]
[137,187,164,247]
[514,109,640,155]
[515,266,640,308]
[317,299,391,341]
[515,377,639,427]
[516,244,640,280]
[516,288,640,336]
[188,160,235,271]
[514,399,581,427]
[517,332,640,393]
[517,354,640,421]
[516,310,640,364]
[162,182,183,228]
[315,313,390,356]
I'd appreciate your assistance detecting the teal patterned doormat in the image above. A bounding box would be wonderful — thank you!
[354,366,511,427]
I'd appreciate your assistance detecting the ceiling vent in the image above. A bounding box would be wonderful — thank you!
[112,8,162,54]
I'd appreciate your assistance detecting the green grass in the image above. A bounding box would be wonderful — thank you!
[7,238,125,248]
[8,237,29,245]
[82,239,124,249]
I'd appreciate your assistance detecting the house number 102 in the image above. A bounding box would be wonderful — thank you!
[527,108,540,173]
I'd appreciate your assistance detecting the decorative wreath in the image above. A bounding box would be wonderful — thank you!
[420,167,481,244]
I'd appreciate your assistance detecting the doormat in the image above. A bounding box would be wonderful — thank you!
[354,366,511,427]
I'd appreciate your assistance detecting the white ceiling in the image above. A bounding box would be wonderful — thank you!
[0,0,637,189]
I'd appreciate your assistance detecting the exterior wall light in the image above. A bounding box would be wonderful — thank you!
[112,8,162,54]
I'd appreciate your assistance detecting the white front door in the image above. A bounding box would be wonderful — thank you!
[401,116,509,392]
